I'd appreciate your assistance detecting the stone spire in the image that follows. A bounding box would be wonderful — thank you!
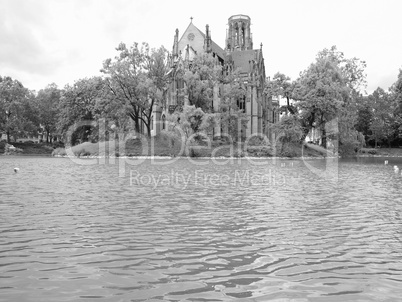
[173,28,179,58]
[204,24,212,53]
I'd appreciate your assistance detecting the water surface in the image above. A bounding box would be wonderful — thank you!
[1,156,402,301]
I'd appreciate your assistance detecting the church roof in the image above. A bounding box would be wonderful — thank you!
[179,22,226,60]
[197,28,226,60]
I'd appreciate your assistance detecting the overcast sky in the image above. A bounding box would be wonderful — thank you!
[1,0,401,94]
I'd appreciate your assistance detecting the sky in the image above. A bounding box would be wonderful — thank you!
[1,0,401,94]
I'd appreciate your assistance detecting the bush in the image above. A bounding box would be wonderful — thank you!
[338,141,358,156]
[247,136,268,146]
[81,151,91,156]
[189,147,198,157]
[233,149,245,157]
[52,141,65,148]
[246,146,273,157]
[51,147,67,156]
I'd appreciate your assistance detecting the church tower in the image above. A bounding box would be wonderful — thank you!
[160,15,271,140]
[226,14,253,52]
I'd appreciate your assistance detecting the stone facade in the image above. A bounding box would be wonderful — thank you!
[152,15,277,139]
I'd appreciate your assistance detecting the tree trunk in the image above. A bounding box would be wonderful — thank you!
[134,119,141,135]
[6,130,10,143]
[321,127,327,148]
[146,122,151,137]
[46,131,49,143]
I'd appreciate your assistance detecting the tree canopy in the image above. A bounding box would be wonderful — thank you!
[35,83,61,142]
[101,42,169,137]
[292,46,367,150]
[57,77,104,144]
[0,76,36,142]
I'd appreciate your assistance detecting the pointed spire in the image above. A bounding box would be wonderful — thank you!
[204,24,212,53]
[173,28,179,58]
[185,44,189,61]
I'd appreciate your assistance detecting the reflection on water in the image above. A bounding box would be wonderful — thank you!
[1,156,402,301]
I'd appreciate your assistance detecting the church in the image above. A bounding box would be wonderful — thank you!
[152,15,278,139]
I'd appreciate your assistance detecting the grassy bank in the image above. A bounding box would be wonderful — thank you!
[0,141,55,155]
[359,147,402,157]
[51,135,324,158]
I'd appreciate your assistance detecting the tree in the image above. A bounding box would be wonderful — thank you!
[355,96,373,142]
[218,70,248,140]
[58,77,104,144]
[35,83,61,143]
[367,87,394,147]
[391,69,402,106]
[168,105,216,157]
[0,76,32,142]
[265,72,295,115]
[177,53,248,140]
[101,42,169,137]
[293,46,366,149]
[269,115,303,155]
[180,53,220,112]
[338,104,365,154]
[390,68,402,145]
[169,105,208,140]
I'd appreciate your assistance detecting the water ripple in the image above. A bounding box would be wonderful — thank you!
[1,156,402,301]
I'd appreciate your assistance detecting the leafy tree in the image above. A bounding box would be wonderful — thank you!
[265,72,295,115]
[269,114,303,155]
[293,46,366,149]
[355,96,373,142]
[390,68,402,145]
[167,104,215,156]
[338,107,365,154]
[218,70,248,141]
[0,76,33,142]
[35,83,61,143]
[367,87,394,147]
[176,53,248,140]
[392,69,402,106]
[101,42,169,137]
[169,105,215,140]
[58,77,104,144]
[317,46,367,92]
[180,53,220,112]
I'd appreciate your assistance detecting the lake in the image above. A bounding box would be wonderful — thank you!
[1,155,402,301]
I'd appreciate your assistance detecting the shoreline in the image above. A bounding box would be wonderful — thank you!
[5,151,402,159]
[4,151,402,160]
[3,143,402,160]
[52,155,334,160]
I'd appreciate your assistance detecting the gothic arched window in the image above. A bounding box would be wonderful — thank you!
[237,95,246,113]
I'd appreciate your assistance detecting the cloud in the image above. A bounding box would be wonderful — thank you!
[1,0,402,92]
[0,0,62,76]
